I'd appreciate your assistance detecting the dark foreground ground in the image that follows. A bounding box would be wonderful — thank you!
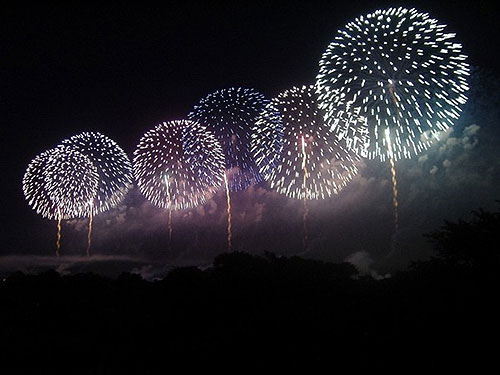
[1,208,499,372]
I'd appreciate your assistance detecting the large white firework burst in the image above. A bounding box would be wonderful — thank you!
[188,87,269,191]
[60,132,133,214]
[23,146,99,220]
[252,85,360,200]
[133,120,225,210]
[316,7,470,161]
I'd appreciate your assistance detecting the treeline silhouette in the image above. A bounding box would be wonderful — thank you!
[1,207,499,372]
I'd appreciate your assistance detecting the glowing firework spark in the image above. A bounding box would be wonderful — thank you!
[133,120,225,245]
[22,146,99,255]
[316,7,469,243]
[316,7,470,161]
[252,85,361,251]
[61,131,133,255]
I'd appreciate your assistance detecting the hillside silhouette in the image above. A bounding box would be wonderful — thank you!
[1,207,499,372]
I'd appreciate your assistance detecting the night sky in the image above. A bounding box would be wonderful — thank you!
[2,0,499,277]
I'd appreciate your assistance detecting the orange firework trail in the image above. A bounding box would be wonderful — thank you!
[385,128,399,232]
[86,201,93,256]
[223,172,232,252]
[301,135,309,252]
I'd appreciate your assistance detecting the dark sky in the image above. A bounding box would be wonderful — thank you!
[1,1,499,276]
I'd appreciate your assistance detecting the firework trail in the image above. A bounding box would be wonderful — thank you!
[86,202,93,256]
[133,120,225,247]
[385,129,398,228]
[23,146,99,255]
[252,85,361,250]
[56,210,62,257]
[164,174,173,247]
[301,135,309,252]
[189,87,269,251]
[61,132,133,255]
[223,173,232,252]
[316,7,469,246]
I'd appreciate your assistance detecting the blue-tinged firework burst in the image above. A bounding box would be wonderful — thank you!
[188,87,269,191]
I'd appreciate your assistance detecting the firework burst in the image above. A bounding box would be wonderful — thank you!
[133,120,225,211]
[188,87,269,192]
[23,146,99,220]
[252,85,361,200]
[22,146,99,255]
[252,85,362,252]
[189,87,269,250]
[316,7,470,162]
[61,132,133,214]
[60,132,132,255]
[316,7,470,241]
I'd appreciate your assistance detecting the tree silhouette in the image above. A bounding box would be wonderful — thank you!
[2,216,500,372]
[426,205,500,273]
